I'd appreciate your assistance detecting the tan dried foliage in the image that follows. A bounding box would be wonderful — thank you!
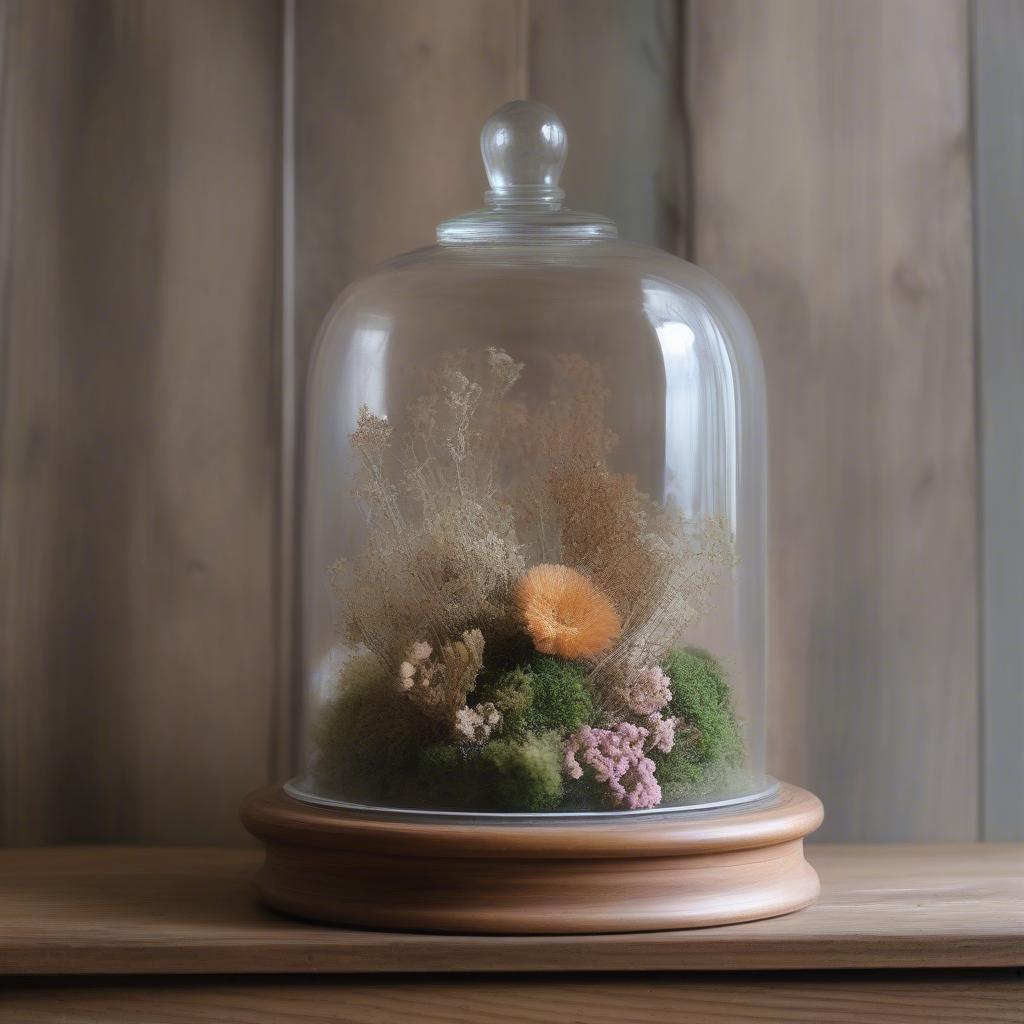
[334,349,525,669]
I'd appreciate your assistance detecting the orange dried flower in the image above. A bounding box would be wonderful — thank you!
[513,564,621,660]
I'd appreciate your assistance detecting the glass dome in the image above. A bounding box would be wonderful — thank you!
[291,101,771,817]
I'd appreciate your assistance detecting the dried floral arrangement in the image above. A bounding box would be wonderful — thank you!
[313,349,746,812]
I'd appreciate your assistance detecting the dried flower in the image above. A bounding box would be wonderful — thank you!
[409,641,433,663]
[513,564,621,660]
[563,723,662,810]
[453,701,502,743]
[597,654,675,719]
[645,712,677,754]
[397,629,486,737]
[623,665,672,715]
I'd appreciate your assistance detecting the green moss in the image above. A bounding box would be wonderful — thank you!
[416,741,487,808]
[489,667,534,735]
[313,647,601,812]
[414,730,565,811]
[411,650,595,810]
[559,772,612,811]
[479,731,565,811]
[419,742,460,775]
[652,647,746,801]
[519,655,598,734]
[312,654,430,804]
[474,653,599,740]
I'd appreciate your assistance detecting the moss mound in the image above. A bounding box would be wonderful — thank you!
[474,653,599,740]
[313,646,594,811]
[416,730,564,811]
[652,647,746,801]
[417,741,485,808]
[479,731,564,810]
[311,654,431,804]
[521,655,597,733]
[487,666,534,736]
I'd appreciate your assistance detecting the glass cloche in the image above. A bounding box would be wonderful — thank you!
[291,101,771,817]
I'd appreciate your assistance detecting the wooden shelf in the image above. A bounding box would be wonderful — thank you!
[0,843,1021,975]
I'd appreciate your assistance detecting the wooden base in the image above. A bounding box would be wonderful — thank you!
[240,782,823,934]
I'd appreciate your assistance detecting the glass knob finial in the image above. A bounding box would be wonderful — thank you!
[481,101,566,202]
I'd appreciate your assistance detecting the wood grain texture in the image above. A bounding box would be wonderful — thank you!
[974,0,1024,842]
[242,783,822,857]
[1,971,1021,1024]
[687,0,978,841]
[293,0,527,378]
[0,844,1020,974]
[525,0,682,248]
[241,784,821,933]
[0,1,281,844]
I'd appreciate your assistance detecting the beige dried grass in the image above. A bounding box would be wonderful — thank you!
[334,349,526,671]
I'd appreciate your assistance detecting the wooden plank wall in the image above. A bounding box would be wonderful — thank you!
[525,1,682,251]
[974,0,1024,841]
[0,0,281,843]
[686,0,978,841]
[1,0,1018,844]
[293,0,679,366]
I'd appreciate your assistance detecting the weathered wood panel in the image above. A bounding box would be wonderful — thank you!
[1,845,1021,974]
[0,0,281,843]
[293,0,528,378]
[525,0,682,249]
[2,972,1022,1024]
[974,0,1024,842]
[687,0,978,840]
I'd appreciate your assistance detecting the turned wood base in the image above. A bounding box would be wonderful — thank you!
[240,782,823,934]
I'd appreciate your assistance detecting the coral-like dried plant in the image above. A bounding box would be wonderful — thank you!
[550,460,732,673]
[512,563,621,660]
[563,722,662,810]
[644,711,677,754]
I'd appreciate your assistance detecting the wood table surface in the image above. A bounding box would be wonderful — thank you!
[0,844,1021,1022]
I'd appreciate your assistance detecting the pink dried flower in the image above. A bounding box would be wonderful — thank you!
[645,712,677,754]
[625,756,661,811]
[625,665,672,715]
[562,741,585,781]
[563,723,662,810]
